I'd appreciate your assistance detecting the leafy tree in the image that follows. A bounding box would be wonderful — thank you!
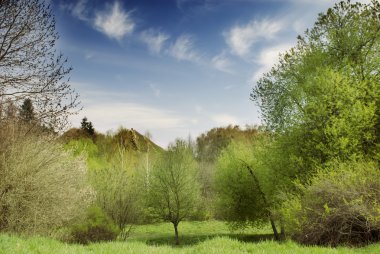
[0,0,79,129]
[19,98,35,123]
[214,137,288,240]
[251,0,380,177]
[146,139,200,245]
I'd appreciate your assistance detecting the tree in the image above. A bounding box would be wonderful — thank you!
[91,146,141,240]
[214,137,288,240]
[251,0,380,176]
[0,0,79,130]
[146,139,200,245]
[19,98,35,123]
[0,121,92,235]
[81,117,95,137]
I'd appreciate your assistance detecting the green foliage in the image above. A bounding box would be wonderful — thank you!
[280,161,380,246]
[251,0,380,178]
[214,140,267,228]
[70,206,120,244]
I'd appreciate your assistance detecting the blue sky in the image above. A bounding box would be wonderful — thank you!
[52,0,370,147]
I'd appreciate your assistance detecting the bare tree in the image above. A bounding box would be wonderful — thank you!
[0,0,79,130]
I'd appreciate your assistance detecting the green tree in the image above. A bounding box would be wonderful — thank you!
[214,137,288,240]
[146,139,200,245]
[251,0,380,177]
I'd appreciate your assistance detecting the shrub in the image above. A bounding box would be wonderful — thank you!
[280,161,380,246]
[70,206,120,244]
[0,121,92,236]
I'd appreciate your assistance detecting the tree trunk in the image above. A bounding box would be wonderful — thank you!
[280,219,285,240]
[270,217,280,241]
[173,223,180,245]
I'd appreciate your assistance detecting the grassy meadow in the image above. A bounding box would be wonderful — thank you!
[1,221,380,254]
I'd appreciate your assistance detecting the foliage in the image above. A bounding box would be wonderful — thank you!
[280,161,380,246]
[0,121,92,235]
[251,0,380,177]
[146,139,200,245]
[214,140,267,227]
[0,0,79,129]
[214,136,290,240]
[70,206,119,244]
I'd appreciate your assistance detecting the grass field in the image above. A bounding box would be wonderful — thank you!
[1,221,380,254]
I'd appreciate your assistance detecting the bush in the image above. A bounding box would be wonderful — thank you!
[281,161,380,246]
[70,206,120,244]
[0,121,92,236]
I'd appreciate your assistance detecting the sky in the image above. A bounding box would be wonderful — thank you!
[52,0,370,148]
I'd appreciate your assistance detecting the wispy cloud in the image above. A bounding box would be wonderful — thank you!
[94,1,135,40]
[140,29,170,54]
[167,34,201,62]
[212,51,234,73]
[60,0,89,21]
[224,19,283,57]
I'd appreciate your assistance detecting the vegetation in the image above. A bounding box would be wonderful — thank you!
[280,161,380,246]
[0,0,379,252]
[0,121,91,236]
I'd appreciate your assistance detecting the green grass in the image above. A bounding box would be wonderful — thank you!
[1,221,380,254]
[128,220,273,246]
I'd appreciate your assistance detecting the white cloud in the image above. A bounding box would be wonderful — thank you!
[225,19,283,57]
[211,114,239,126]
[94,1,135,40]
[212,51,234,73]
[140,29,170,54]
[167,34,201,62]
[251,43,292,83]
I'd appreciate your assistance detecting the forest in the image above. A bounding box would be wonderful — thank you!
[0,0,380,253]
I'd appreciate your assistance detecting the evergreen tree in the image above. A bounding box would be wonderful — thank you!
[80,117,95,137]
[19,98,35,122]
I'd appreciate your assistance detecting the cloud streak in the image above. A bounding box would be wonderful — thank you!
[224,19,283,57]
